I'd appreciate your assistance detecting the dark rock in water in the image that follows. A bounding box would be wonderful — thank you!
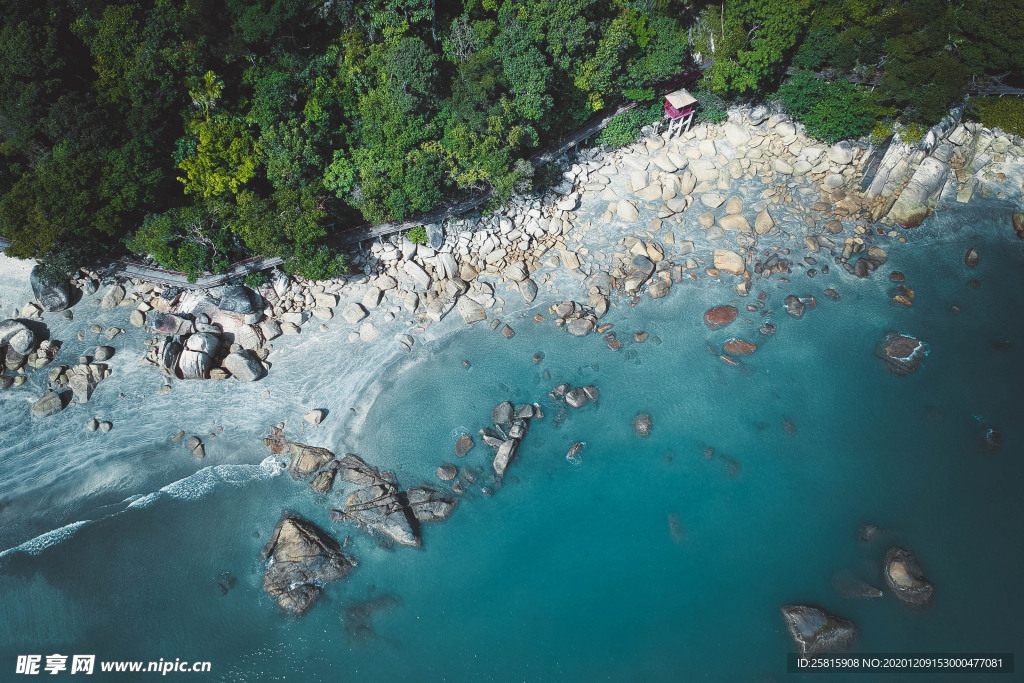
[583,385,599,403]
[964,248,979,268]
[459,466,479,484]
[549,383,570,400]
[759,323,776,335]
[884,547,934,609]
[980,428,1003,453]
[283,442,336,479]
[455,434,475,457]
[859,524,879,543]
[633,331,648,343]
[566,441,584,465]
[336,453,395,487]
[343,592,402,643]
[633,413,652,439]
[722,455,741,477]
[565,387,589,408]
[30,265,71,312]
[823,288,840,301]
[784,295,805,318]
[703,305,738,329]
[514,403,535,419]
[890,271,906,283]
[967,278,981,289]
[724,339,757,355]
[990,338,1012,352]
[875,332,928,376]
[532,352,544,364]
[782,417,797,435]
[831,570,883,599]
[260,513,354,615]
[492,401,514,426]
[478,428,505,449]
[492,439,517,477]
[216,572,237,595]
[852,258,869,278]
[436,464,458,481]
[703,447,715,459]
[31,390,65,418]
[480,486,494,497]
[821,265,829,274]
[781,605,856,654]
[334,484,419,547]
[406,485,457,522]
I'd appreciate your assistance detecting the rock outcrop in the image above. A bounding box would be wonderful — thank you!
[30,266,71,312]
[884,547,934,609]
[781,605,856,654]
[875,333,928,376]
[260,513,354,615]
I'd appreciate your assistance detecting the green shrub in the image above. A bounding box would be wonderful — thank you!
[898,123,928,144]
[595,102,664,147]
[973,97,1024,137]
[777,69,876,144]
[407,226,428,244]
[694,87,728,124]
[243,271,268,288]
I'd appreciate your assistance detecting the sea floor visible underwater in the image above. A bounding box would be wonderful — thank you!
[0,202,1022,682]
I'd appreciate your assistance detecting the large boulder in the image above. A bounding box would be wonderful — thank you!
[100,285,125,309]
[884,547,934,609]
[875,333,927,376]
[0,319,35,354]
[457,296,486,324]
[886,156,950,228]
[713,249,745,276]
[223,350,266,381]
[334,484,420,547]
[283,441,336,479]
[31,390,64,418]
[493,438,517,477]
[30,266,70,312]
[406,485,457,522]
[215,285,261,315]
[492,401,514,426]
[260,513,354,615]
[178,349,213,380]
[781,605,856,654]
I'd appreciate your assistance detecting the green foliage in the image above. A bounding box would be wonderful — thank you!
[694,88,728,124]
[971,97,1024,138]
[898,123,928,144]
[778,70,876,144]
[177,118,260,197]
[243,271,269,288]
[3,0,1017,281]
[595,102,663,147]
[406,226,428,244]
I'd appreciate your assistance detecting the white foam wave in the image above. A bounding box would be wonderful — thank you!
[0,521,89,560]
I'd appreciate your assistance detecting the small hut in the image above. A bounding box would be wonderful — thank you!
[664,88,697,137]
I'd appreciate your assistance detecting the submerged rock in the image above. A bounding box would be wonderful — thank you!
[260,513,354,615]
[875,332,928,376]
[781,605,856,654]
[884,547,934,609]
[703,306,738,330]
[633,413,652,439]
[831,570,884,599]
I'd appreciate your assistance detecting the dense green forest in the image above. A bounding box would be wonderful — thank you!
[0,0,1020,282]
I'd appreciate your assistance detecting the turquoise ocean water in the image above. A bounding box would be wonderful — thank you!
[0,203,1021,681]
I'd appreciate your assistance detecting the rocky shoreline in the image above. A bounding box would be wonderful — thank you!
[1,103,1022,654]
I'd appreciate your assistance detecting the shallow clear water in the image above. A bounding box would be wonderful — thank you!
[1,203,1022,681]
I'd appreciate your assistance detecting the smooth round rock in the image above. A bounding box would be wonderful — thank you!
[436,464,458,481]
